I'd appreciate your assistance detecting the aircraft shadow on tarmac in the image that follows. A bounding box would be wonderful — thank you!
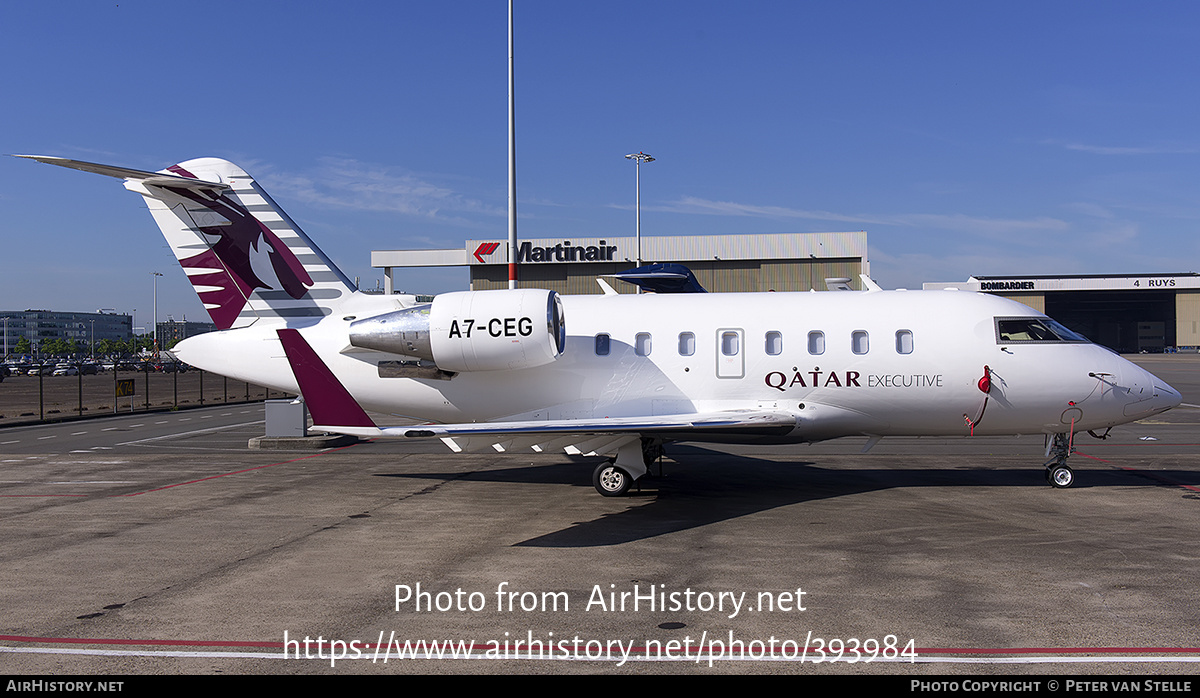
[372,445,1197,547]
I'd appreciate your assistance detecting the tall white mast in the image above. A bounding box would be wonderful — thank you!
[507,0,518,289]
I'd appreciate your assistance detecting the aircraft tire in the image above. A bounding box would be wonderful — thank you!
[593,462,632,497]
[1048,464,1074,489]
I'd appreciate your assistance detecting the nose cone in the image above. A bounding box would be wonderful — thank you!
[1150,378,1183,414]
[1108,357,1185,424]
[1124,363,1182,419]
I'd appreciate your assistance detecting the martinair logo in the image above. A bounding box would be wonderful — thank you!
[471,240,620,263]
[473,242,502,262]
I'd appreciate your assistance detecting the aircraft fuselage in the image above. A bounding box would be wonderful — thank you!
[172,288,1178,444]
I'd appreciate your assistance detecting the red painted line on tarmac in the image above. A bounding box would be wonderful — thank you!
[925,646,1200,654]
[0,634,278,648]
[2,633,1199,656]
[117,442,365,497]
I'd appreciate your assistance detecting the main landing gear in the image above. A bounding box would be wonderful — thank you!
[593,462,633,497]
[1043,432,1075,489]
[591,438,664,497]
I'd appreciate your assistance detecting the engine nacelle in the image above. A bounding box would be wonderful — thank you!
[349,289,565,372]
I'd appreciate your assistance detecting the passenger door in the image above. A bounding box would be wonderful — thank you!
[716,328,745,379]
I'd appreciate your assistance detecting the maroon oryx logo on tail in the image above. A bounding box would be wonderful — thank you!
[168,165,313,329]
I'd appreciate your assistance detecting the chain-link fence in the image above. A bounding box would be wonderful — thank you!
[0,367,290,426]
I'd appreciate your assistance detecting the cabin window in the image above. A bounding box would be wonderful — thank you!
[678,332,696,356]
[721,331,740,356]
[807,330,825,355]
[851,330,869,355]
[995,317,1089,344]
[765,331,783,356]
[895,330,914,354]
[594,333,610,356]
[635,332,653,356]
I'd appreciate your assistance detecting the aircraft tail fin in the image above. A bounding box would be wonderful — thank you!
[16,155,357,330]
[611,263,707,293]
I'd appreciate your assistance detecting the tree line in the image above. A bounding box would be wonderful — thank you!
[7,335,173,359]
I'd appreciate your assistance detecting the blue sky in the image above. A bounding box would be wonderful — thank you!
[3,1,1200,326]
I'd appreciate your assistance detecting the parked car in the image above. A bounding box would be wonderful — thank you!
[52,363,78,376]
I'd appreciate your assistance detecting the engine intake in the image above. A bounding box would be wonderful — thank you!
[349,289,565,372]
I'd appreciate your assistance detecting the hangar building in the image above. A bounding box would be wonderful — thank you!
[372,231,870,296]
[924,274,1200,353]
[373,232,1195,353]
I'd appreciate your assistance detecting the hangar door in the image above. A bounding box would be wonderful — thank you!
[1045,291,1175,353]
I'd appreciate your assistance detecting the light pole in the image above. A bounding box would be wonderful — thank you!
[151,272,162,357]
[624,152,655,268]
[507,0,518,290]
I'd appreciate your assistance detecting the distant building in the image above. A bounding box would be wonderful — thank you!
[372,232,870,295]
[156,319,217,346]
[1,310,132,356]
[924,273,1200,353]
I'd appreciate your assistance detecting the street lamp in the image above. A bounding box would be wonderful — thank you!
[151,272,163,356]
[624,152,655,268]
[507,0,518,290]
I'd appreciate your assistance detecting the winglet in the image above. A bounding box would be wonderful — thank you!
[276,329,376,429]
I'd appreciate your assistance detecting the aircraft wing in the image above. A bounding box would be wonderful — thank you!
[274,327,796,455]
[319,410,798,455]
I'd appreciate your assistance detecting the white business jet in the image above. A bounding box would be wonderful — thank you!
[18,155,1183,496]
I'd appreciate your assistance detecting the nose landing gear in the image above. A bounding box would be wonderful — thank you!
[1047,462,1074,488]
[1044,432,1075,488]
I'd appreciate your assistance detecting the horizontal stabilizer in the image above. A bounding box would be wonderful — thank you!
[12,155,230,194]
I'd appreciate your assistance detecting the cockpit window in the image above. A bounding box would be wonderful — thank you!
[995,317,1089,344]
